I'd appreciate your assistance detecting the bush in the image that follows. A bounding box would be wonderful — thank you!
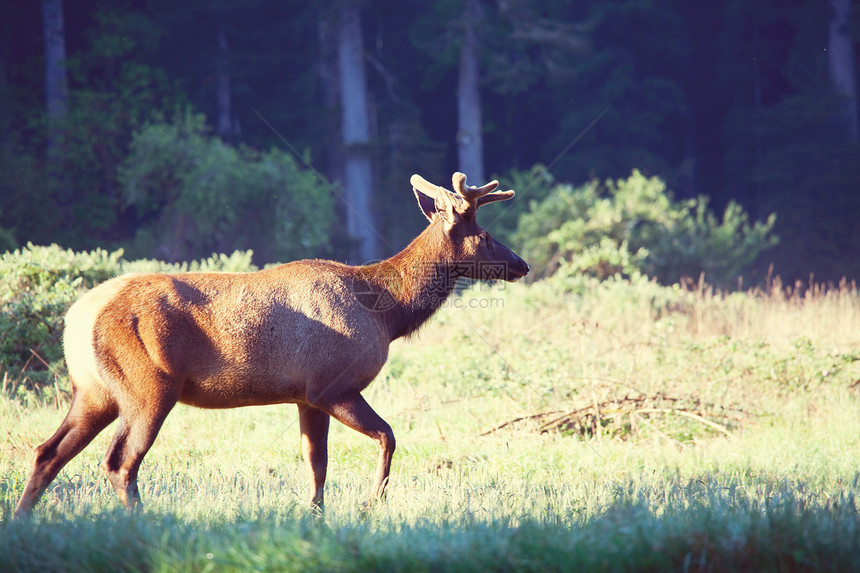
[513,168,778,285]
[120,249,258,275]
[0,244,123,397]
[0,244,256,399]
[490,164,560,246]
[119,110,335,264]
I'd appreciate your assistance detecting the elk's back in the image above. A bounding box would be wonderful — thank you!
[63,263,390,408]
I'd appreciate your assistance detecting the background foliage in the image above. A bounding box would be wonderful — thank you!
[513,168,778,285]
[118,110,335,262]
[0,0,858,279]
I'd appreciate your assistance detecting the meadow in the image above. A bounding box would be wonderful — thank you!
[2,272,860,572]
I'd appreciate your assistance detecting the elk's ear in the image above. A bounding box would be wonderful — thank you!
[411,173,460,225]
[414,188,438,222]
[414,187,458,224]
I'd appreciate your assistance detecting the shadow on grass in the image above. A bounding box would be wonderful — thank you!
[2,477,859,573]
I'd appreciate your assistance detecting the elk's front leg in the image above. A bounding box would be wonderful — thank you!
[315,391,395,501]
[298,404,330,513]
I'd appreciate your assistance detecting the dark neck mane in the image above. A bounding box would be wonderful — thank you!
[355,220,459,340]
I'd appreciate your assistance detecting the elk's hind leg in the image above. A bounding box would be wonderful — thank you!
[14,389,118,518]
[100,388,177,510]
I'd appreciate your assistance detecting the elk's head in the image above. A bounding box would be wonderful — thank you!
[411,172,529,282]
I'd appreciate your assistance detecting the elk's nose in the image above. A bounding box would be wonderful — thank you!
[508,258,529,281]
[517,257,530,275]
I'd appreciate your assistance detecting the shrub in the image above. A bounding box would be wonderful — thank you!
[490,164,560,246]
[120,249,258,275]
[118,110,335,264]
[513,168,778,285]
[0,244,123,397]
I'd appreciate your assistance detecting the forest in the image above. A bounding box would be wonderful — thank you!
[1,0,859,283]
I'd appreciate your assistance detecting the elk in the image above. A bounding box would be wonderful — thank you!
[14,172,529,517]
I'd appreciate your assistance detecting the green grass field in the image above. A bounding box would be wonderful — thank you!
[3,274,860,571]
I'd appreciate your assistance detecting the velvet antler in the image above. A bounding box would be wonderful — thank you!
[451,172,515,210]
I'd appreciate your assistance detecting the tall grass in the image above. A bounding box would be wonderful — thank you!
[2,274,860,571]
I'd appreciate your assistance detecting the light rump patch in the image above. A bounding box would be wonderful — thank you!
[63,274,137,403]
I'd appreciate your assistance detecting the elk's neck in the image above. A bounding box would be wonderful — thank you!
[358,222,460,340]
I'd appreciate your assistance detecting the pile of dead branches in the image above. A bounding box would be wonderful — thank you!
[481,392,752,442]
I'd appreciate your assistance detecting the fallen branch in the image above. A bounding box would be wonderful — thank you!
[481,393,750,441]
[635,408,733,437]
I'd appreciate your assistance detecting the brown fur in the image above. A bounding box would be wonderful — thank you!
[14,173,528,517]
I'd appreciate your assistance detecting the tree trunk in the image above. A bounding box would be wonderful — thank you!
[42,0,68,150]
[216,14,233,140]
[338,3,378,262]
[457,0,484,184]
[828,0,859,144]
[752,20,763,160]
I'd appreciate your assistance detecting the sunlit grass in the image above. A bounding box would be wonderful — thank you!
[3,275,860,571]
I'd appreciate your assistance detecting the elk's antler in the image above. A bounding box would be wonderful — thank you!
[452,172,515,210]
[411,172,515,214]
[410,174,455,201]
